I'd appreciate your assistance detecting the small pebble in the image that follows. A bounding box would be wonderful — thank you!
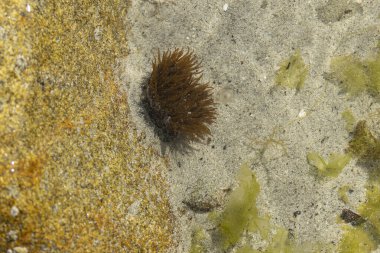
[7,230,18,241]
[340,208,365,226]
[223,3,228,11]
[94,27,102,41]
[0,26,6,40]
[127,200,140,215]
[10,206,19,217]
[298,109,306,118]
[13,247,28,253]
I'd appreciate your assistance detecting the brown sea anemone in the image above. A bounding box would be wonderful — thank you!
[144,48,217,143]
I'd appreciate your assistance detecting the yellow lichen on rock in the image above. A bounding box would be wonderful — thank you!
[0,0,174,252]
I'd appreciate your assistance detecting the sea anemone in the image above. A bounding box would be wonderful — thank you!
[145,48,216,143]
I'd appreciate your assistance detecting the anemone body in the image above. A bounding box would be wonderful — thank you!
[146,48,216,142]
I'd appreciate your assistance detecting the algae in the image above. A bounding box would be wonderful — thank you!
[235,245,259,253]
[366,52,380,96]
[338,185,351,204]
[264,228,293,253]
[358,182,380,236]
[212,163,329,252]
[347,120,380,164]
[217,163,260,250]
[330,55,369,96]
[248,214,271,240]
[212,164,324,252]
[189,227,207,253]
[330,42,380,98]
[341,109,356,132]
[213,163,279,251]
[307,152,351,178]
[337,179,380,252]
[275,49,309,90]
[337,120,380,252]
[338,226,377,253]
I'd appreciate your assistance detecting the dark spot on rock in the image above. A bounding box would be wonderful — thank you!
[183,194,220,213]
[316,0,363,24]
[340,209,365,226]
[293,210,301,218]
[260,0,268,9]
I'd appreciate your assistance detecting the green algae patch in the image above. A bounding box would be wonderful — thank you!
[330,55,369,96]
[330,43,380,98]
[212,163,328,252]
[307,152,351,177]
[338,185,351,204]
[337,174,380,252]
[236,245,260,253]
[248,214,271,240]
[189,227,207,253]
[265,228,290,253]
[275,49,309,90]
[338,120,380,253]
[366,53,380,96]
[216,163,260,250]
[358,182,380,236]
[347,120,380,165]
[341,109,356,132]
[213,165,316,252]
[338,226,377,253]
